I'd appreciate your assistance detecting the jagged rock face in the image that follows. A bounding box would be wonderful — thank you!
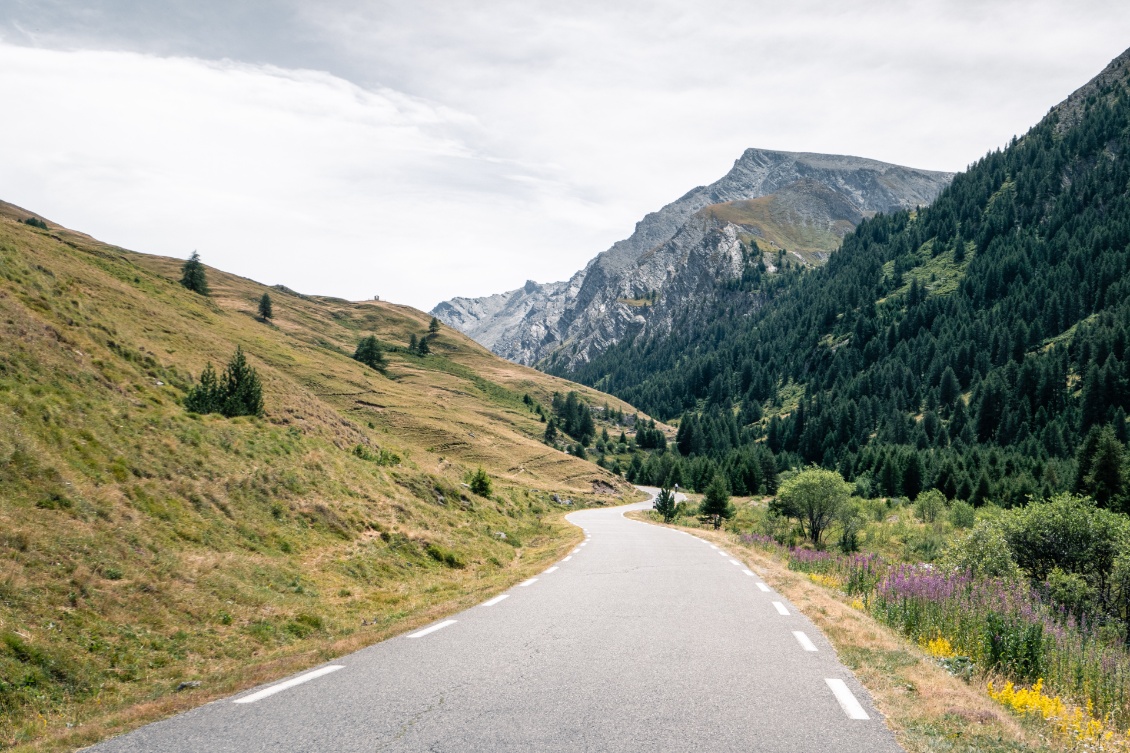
[432,148,954,368]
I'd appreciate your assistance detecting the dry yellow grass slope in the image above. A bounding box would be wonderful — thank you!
[0,201,646,750]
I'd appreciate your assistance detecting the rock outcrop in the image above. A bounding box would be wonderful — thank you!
[432,148,953,368]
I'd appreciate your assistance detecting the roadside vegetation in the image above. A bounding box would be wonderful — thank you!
[647,465,1130,751]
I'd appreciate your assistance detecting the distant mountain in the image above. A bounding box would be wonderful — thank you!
[433,149,953,367]
[564,46,1130,508]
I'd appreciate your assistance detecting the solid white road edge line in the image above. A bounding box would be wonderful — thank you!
[232,665,344,704]
[407,620,457,639]
[757,583,771,592]
[773,601,790,615]
[792,631,818,652]
[518,578,538,587]
[545,566,559,573]
[826,678,870,720]
[482,594,509,607]
[563,556,572,562]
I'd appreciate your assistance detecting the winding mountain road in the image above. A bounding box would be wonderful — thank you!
[88,489,902,752]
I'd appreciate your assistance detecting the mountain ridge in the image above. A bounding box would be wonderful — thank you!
[433,148,953,367]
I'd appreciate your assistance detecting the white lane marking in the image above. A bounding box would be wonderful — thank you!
[482,594,509,607]
[563,556,572,562]
[743,570,755,577]
[826,679,870,719]
[773,601,790,615]
[718,552,729,557]
[730,559,741,566]
[757,583,771,592]
[580,542,587,547]
[408,620,457,638]
[518,578,538,587]
[571,549,580,554]
[793,631,818,652]
[233,665,344,704]
[710,545,718,550]
[545,566,559,573]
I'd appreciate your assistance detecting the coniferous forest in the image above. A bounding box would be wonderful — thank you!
[560,69,1130,508]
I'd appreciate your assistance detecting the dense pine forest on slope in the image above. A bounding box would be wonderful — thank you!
[560,49,1130,508]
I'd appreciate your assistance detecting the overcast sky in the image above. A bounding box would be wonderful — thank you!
[1,2,1128,310]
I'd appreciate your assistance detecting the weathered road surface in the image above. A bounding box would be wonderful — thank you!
[88,489,902,752]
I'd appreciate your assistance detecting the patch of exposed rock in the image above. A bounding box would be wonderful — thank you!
[432,148,953,368]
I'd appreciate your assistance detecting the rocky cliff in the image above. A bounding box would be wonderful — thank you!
[432,148,954,368]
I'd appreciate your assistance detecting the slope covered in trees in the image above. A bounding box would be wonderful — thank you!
[561,48,1130,507]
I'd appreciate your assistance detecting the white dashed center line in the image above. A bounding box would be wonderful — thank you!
[482,594,509,607]
[518,578,538,587]
[792,631,818,651]
[743,570,755,577]
[233,665,344,704]
[407,620,457,639]
[757,582,771,592]
[826,679,870,719]
[772,601,790,616]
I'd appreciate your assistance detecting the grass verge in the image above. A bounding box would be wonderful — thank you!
[628,511,1059,753]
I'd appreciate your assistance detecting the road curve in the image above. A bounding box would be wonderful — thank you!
[87,489,902,752]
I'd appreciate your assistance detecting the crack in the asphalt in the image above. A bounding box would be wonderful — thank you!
[374,694,446,751]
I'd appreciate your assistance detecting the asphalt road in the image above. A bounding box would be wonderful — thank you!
[87,489,903,752]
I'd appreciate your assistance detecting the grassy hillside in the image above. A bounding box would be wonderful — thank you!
[0,202,645,750]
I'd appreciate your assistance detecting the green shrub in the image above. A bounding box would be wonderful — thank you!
[468,467,492,497]
[426,543,465,569]
[913,489,946,523]
[949,500,975,528]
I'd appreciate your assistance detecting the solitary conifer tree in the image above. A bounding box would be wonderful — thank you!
[258,293,273,320]
[183,347,263,417]
[429,316,441,335]
[180,251,210,296]
[219,346,264,417]
[416,335,430,356]
[353,335,387,372]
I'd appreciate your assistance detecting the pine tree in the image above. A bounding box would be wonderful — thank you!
[353,336,387,372]
[416,335,430,356]
[429,317,441,335]
[654,487,677,523]
[258,293,273,320]
[183,348,263,417]
[409,333,418,351]
[184,362,221,414]
[1082,425,1126,508]
[180,251,210,296]
[544,418,558,443]
[468,467,492,497]
[220,346,264,417]
[700,474,734,529]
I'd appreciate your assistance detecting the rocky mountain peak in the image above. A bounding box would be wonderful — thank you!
[432,148,954,367]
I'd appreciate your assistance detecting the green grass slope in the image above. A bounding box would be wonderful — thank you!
[0,202,644,750]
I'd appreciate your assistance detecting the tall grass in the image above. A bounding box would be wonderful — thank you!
[767,542,1130,729]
